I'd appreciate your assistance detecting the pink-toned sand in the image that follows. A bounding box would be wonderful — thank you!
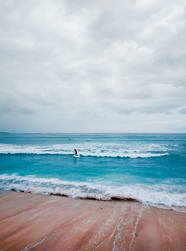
[0,191,186,251]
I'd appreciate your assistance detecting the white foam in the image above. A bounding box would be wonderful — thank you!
[0,174,186,211]
[0,143,169,158]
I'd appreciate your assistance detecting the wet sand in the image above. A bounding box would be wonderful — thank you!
[0,191,186,251]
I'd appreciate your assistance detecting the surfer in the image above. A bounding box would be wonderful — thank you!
[74,149,78,156]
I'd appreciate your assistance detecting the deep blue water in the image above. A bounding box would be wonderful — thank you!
[0,133,186,209]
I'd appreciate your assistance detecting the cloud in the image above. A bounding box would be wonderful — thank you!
[179,107,186,114]
[0,0,186,132]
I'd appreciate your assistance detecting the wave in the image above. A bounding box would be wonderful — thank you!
[0,143,169,158]
[0,174,186,211]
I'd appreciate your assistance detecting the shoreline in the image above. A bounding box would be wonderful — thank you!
[0,191,186,250]
[7,188,186,213]
[1,173,185,210]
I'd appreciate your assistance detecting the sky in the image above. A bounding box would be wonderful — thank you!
[0,0,186,133]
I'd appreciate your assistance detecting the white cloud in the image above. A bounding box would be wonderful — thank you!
[0,0,186,132]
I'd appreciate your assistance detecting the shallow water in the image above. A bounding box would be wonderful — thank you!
[0,133,186,208]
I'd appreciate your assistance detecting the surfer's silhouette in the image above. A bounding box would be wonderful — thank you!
[74,149,78,156]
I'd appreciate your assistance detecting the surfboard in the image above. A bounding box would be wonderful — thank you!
[73,154,79,158]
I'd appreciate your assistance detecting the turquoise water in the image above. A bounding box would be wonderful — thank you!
[0,133,186,208]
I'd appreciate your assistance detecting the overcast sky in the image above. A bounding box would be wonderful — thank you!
[0,0,186,133]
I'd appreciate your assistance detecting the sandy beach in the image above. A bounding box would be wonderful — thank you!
[0,191,186,251]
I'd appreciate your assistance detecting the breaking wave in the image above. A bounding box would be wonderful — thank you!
[0,174,186,211]
[0,143,169,158]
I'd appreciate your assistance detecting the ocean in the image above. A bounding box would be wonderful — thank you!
[0,133,186,210]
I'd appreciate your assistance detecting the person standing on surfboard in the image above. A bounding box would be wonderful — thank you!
[74,149,78,156]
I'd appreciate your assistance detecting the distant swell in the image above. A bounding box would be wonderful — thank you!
[0,152,168,158]
[0,143,170,158]
[0,151,168,159]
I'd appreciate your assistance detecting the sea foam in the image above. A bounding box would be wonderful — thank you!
[0,174,186,211]
[0,143,169,158]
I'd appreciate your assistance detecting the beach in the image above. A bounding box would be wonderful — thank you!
[0,191,186,251]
